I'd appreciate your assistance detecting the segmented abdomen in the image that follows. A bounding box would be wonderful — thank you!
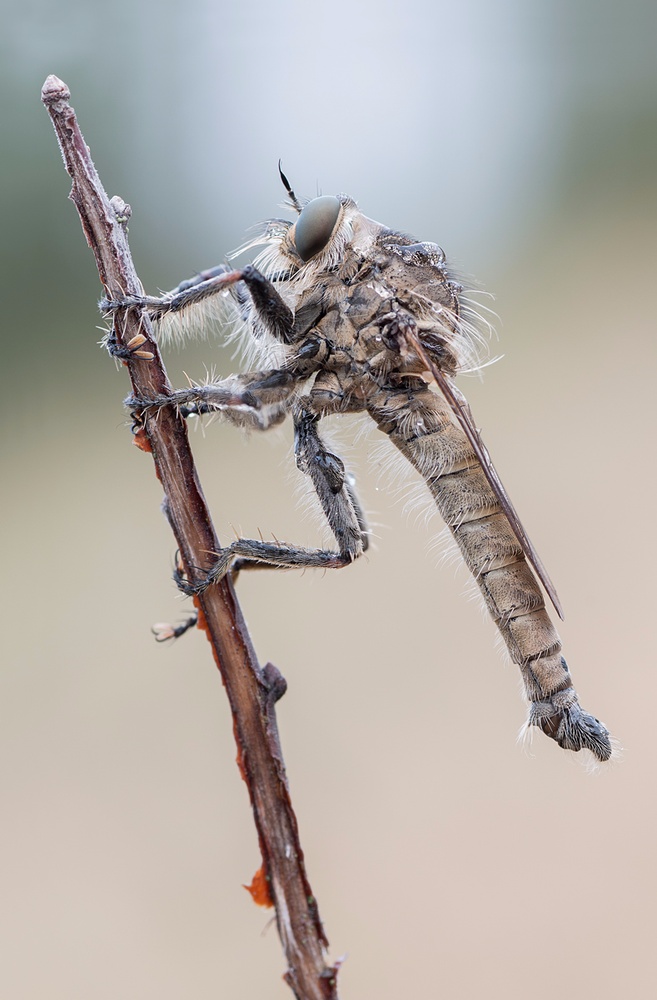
[367,382,612,761]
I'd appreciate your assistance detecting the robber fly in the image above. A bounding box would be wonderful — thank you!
[104,169,612,762]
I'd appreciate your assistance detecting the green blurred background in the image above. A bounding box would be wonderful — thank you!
[2,1,656,997]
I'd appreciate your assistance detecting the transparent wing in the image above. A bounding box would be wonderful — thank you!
[411,334,564,620]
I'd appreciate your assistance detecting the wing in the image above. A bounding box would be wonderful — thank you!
[410,333,564,621]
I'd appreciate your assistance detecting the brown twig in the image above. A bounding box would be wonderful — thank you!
[41,75,339,1000]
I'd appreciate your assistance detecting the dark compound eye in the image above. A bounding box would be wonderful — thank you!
[293,195,341,262]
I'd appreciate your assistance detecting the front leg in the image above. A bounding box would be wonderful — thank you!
[101,265,296,343]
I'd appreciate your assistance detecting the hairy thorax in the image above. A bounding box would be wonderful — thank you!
[279,241,465,409]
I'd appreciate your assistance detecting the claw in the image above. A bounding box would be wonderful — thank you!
[152,616,198,641]
[104,326,155,362]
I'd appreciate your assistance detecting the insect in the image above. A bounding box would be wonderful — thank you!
[105,169,612,762]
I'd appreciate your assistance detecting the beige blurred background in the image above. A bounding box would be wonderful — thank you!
[2,1,656,997]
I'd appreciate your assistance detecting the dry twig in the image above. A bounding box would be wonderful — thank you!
[42,74,339,1000]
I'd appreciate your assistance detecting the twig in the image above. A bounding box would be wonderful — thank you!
[41,75,339,1000]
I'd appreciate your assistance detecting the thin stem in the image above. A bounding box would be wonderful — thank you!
[42,75,339,1000]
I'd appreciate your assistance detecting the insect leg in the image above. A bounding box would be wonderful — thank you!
[127,371,290,431]
[195,408,369,590]
[151,615,199,643]
[128,333,330,431]
[293,406,369,559]
[101,265,296,343]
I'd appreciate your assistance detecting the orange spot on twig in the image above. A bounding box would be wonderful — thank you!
[234,739,248,783]
[243,865,274,908]
[194,602,208,634]
[132,427,152,452]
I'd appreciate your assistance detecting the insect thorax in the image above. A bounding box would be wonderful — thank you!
[248,201,474,378]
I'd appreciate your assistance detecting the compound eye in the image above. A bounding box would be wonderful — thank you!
[293,195,341,262]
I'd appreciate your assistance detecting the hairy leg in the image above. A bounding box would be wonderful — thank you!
[102,265,296,343]
[185,407,369,592]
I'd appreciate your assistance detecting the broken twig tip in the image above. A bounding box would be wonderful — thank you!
[41,75,70,105]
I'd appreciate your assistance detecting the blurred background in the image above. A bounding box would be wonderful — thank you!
[2,1,656,997]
